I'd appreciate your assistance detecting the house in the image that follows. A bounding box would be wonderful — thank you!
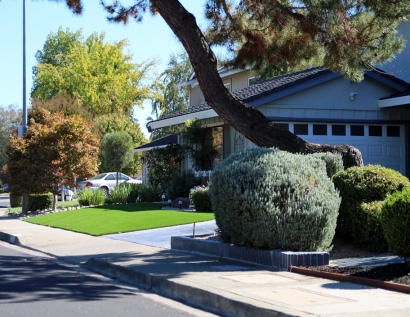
[144,23,410,178]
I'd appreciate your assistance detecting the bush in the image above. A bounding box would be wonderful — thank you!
[209,148,341,251]
[28,193,53,211]
[169,170,202,199]
[358,201,388,252]
[10,192,22,208]
[332,165,410,251]
[380,189,410,260]
[191,187,212,212]
[122,183,162,203]
[110,184,132,204]
[310,152,344,178]
[78,188,105,206]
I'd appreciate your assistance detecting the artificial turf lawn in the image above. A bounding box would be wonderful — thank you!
[25,203,214,236]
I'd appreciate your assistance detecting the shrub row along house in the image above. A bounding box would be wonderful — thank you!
[137,21,410,179]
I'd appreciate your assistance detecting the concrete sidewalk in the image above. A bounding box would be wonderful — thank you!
[1,218,410,317]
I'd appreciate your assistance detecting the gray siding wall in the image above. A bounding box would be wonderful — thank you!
[258,76,410,121]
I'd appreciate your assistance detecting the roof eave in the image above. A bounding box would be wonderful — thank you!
[147,109,217,130]
[378,95,410,108]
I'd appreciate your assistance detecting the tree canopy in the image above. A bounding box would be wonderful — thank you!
[49,0,410,167]
[0,105,22,169]
[6,107,100,210]
[32,28,156,117]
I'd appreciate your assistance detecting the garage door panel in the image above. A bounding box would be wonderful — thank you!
[368,146,383,157]
[386,145,402,157]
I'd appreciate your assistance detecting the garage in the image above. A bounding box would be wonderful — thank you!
[274,122,406,175]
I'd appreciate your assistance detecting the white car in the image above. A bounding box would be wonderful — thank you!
[77,172,139,196]
[58,186,74,201]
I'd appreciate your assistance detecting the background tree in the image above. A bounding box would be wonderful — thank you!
[32,28,156,117]
[0,105,22,169]
[96,114,147,175]
[6,107,100,211]
[101,131,134,186]
[50,1,410,167]
[149,51,192,140]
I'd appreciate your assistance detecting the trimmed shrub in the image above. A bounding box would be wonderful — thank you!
[28,193,53,211]
[209,148,341,251]
[380,189,410,260]
[358,201,388,252]
[10,192,22,208]
[332,165,410,251]
[110,184,132,204]
[78,188,105,206]
[123,183,162,203]
[169,170,202,199]
[310,152,344,178]
[191,187,212,212]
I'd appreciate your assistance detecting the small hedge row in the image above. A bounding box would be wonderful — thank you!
[332,165,410,252]
[190,187,212,212]
[9,193,53,210]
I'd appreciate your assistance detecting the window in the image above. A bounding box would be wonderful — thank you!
[387,126,400,137]
[105,174,115,181]
[313,124,327,135]
[369,126,382,136]
[350,125,364,136]
[294,124,308,135]
[275,123,289,131]
[234,131,245,153]
[332,125,346,136]
[248,77,257,86]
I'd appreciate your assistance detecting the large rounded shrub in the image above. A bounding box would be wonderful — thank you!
[380,188,410,260]
[209,148,341,251]
[332,165,410,251]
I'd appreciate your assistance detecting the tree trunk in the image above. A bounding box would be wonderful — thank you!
[151,0,363,169]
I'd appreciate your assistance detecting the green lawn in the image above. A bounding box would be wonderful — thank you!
[25,203,214,236]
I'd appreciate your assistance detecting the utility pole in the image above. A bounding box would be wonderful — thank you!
[18,0,28,213]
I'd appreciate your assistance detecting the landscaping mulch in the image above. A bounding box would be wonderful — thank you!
[299,262,410,286]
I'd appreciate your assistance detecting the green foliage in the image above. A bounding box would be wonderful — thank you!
[180,119,219,171]
[358,201,388,252]
[169,170,202,200]
[310,152,344,178]
[332,165,410,251]
[101,131,134,175]
[210,148,341,251]
[380,189,410,260]
[191,187,212,212]
[10,192,22,208]
[28,193,53,211]
[110,184,132,204]
[32,28,156,117]
[145,143,183,192]
[78,188,105,206]
[117,183,163,203]
[205,1,408,82]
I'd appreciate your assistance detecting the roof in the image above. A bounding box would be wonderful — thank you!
[134,134,178,152]
[149,66,410,129]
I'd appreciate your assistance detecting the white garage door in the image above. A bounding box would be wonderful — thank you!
[274,122,406,175]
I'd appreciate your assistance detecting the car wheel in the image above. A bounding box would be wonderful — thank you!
[100,187,109,196]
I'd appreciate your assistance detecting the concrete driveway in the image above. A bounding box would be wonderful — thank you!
[103,220,217,249]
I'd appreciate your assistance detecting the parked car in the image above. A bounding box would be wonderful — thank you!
[77,172,139,196]
[57,186,74,201]
[2,183,8,193]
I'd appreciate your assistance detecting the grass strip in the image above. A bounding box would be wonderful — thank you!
[25,203,214,236]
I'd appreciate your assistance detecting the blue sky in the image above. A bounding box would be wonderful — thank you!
[0,0,206,136]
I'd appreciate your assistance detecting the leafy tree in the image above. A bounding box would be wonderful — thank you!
[32,28,156,118]
[150,52,192,140]
[101,131,134,185]
[0,105,22,168]
[51,0,410,167]
[6,107,100,211]
[96,113,147,174]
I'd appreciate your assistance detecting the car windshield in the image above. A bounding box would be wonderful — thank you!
[89,173,107,180]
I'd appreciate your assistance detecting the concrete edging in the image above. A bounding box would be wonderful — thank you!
[0,232,21,245]
[171,236,329,270]
[85,257,298,317]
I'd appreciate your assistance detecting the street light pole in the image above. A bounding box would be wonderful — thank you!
[19,0,28,213]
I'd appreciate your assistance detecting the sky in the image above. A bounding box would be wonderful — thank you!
[0,0,206,137]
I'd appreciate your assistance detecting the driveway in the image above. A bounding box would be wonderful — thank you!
[103,220,217,249]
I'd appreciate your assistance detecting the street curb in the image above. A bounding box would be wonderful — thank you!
[0,232,21,245]
[85,257,301,317]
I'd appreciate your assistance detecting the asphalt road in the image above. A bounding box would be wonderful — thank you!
[0,241,218,317]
